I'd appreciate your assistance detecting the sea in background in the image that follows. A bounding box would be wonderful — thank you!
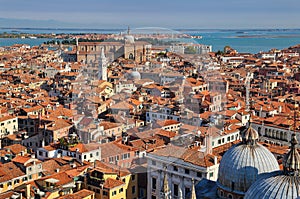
[0,28,300,54]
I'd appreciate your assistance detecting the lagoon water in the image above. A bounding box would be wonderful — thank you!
[188,29,300,53]
[0,28,300,54]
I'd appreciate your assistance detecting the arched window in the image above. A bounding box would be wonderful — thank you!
[284,132,288,141]
[220,190,224,197]
[129,53,134,60]
[280,131,284,140]
[272,130,276,138]
[228,194,233,199]
[258,127,261,135]
[275,131,279,139]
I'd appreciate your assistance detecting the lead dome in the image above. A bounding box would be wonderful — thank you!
[245,134,300,199]
[217,123,279,197]
[127,70,141,80]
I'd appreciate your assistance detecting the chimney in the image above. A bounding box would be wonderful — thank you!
[278,105,282,113]
[205,134,212,155]
[214,156,218,165]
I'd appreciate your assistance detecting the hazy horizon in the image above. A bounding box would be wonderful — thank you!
[0,0,300,29]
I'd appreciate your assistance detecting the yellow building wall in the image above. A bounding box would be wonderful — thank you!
[87,172,138,199]
[0,178,24,194]
[121,174,138,199]
[109,186,126,199]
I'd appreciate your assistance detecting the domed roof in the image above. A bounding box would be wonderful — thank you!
[244,172,300,199]
[245,134,300,199]
[125,35,135,43]
[217,124,279,195]
[127,70,141,80]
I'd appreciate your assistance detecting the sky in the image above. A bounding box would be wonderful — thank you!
[0,0,300,29]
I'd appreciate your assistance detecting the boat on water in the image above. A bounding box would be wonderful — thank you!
[191,35,202,39]
[29,36,37,39]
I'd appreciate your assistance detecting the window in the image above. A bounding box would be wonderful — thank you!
[119,188,123,193]
[152,160,156,166]
[152,178,157,190]
[112,190,117,196]
[132,186,136,194]
[209,172,213,178]
[220,190,224,197]
[132,175,135,181]
[103,191,108,196]
[197,172,202,178]
[173,166,178,171]
[173,184,179,196]
[96,152,99,156]
[84,155,87,160]
[185,169,190,175]
[185,187,190,197]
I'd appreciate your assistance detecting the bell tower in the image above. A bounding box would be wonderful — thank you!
[98,48,107,81]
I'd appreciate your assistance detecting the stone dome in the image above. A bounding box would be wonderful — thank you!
[245,134,300,199]
[217,124,279,196]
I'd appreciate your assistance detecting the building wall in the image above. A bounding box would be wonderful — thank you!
[147,154,219,199]
[0,116,18,137]
[0,175,26,193]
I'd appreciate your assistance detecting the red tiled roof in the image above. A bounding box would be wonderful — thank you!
[103,178,125,189]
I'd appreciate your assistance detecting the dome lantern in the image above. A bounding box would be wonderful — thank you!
[241,122,259,145]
